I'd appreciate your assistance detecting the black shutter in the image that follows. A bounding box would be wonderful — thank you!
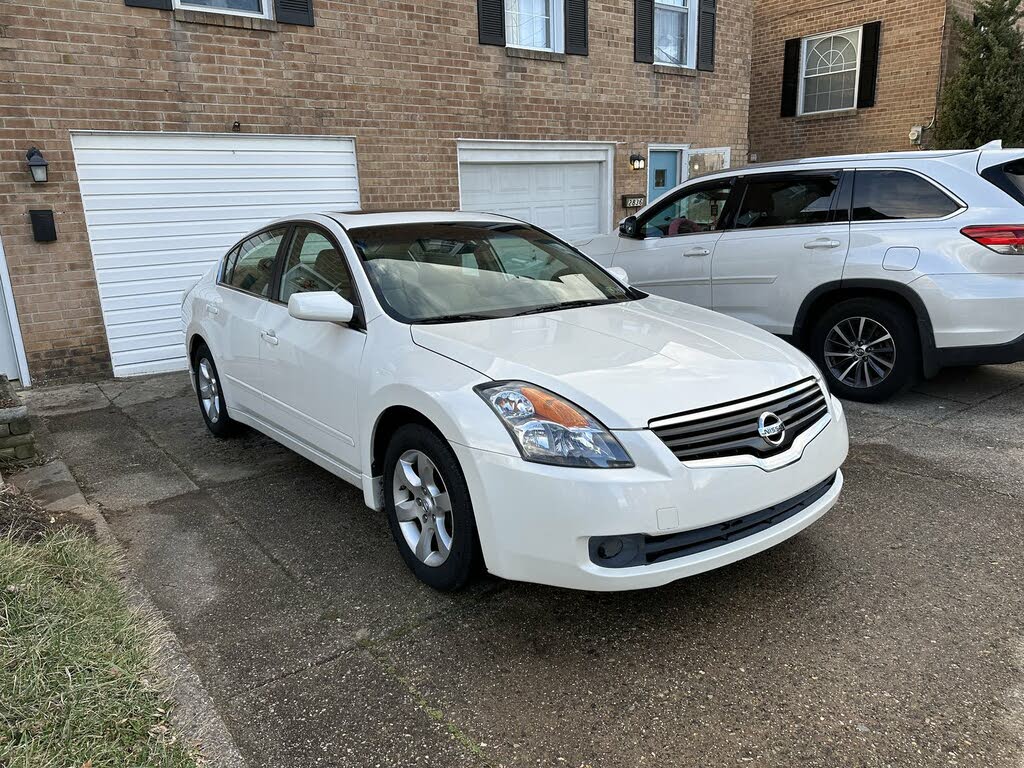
[479,0,506,45]
[696,0,716,71]
[125,0,172,9]
[275,0,314,25]
[565,0,588,56]
[635,0,654,63]
[780,37,801,117]
[857,21,882,108]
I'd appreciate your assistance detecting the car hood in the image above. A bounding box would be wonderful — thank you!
[411,296,821,429]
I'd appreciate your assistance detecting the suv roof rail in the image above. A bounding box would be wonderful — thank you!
[977,140,1004,150]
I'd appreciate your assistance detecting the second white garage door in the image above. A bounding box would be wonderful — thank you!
[72,131,360,377]
[460,162,603,241]
[457,141,615,241]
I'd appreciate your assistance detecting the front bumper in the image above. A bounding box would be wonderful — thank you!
[454,398,848,591]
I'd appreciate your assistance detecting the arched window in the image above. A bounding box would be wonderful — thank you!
[800,28,862,114]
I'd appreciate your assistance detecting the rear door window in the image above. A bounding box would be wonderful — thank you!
[221,227,288,297]
[852,171,961,221]
[733,174,840,229]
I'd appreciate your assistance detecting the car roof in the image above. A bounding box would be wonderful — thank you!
[685,148,989,186]
[322,209,521,229]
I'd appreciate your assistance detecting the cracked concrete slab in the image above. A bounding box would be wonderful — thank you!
[8,460,86,512]
[124,395,301,486]
[21,381,110,416]
[106,490,361,701]
[98,372,194,408]
[44,407,197,510]
[222,649,484,768]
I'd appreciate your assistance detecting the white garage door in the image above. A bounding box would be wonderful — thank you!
[72,131,360,377]
[460,162,603,241]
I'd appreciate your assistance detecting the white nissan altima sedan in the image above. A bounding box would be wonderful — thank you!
[182,211,849,592]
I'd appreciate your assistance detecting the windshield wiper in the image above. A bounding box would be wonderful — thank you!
[513,298,620,317]
[416,313,498,324]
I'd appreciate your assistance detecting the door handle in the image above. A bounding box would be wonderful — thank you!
[683,247,711,257]
[803,238,841,250]
[206,305,220,316]
[260,329,279,346]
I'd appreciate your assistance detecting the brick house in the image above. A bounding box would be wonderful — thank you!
[0,0,751,384]
[748,0,974,164]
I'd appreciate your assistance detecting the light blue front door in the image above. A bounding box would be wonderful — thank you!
[648,150,679,203]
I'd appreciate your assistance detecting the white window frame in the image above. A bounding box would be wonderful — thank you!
[797,26,863,116]
[653,0,699,69]
[504,0,565,54]
[172,0,273,20]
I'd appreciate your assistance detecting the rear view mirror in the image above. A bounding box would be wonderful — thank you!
[607,266,630,285]
[288,291,354,325]
[619,216,640,239]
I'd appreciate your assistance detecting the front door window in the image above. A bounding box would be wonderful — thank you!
[641,183,734,238]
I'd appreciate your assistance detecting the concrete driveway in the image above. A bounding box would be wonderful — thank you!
[22,365,1024,767]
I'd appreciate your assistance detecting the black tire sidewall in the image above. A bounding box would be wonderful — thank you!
[810,298,919,403]
[383,424,479,591]
[193,344,235,437]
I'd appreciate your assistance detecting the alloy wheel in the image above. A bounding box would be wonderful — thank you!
[197,357,221,423]
[392,449,454,567]
[824,316,896,389]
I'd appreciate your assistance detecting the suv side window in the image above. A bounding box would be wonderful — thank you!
[222,227,288,297]
[279,225,357,304]
[733,174,839,229]
[853,170,961,221]
[640,182,734,238]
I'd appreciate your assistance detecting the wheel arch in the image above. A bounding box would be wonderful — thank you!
[792,280,939,378]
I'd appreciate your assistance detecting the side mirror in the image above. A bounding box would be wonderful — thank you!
[288,291,355,325]
[619,215,640,239]
[607,266,630,285]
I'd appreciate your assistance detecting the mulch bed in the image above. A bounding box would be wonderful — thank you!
[0,487,91,543]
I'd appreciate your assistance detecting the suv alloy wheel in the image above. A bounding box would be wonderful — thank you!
[810,298,920,402]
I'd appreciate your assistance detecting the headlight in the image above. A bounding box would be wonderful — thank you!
[475,381,634,468]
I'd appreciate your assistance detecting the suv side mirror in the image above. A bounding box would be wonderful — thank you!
[288,291,354,325]
[619,215,640,239]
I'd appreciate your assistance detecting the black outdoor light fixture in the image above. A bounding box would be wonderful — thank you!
[26,147,48,183]
[629,153,646,171]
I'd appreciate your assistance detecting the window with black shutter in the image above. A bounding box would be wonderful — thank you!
[480,0,589,56]
[782,22,882,117]
[636,0,713,70]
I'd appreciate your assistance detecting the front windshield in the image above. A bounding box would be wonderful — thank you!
[348,221,635,323]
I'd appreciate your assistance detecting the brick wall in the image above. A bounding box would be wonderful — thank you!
[0,0,752,383]
[748,0,960,163]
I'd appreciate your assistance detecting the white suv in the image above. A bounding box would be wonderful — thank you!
[578,142,1024,401]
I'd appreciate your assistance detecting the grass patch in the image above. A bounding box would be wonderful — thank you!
[0,522,197,768]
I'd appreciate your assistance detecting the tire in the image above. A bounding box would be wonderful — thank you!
[809,298,920,403]
[383,424,480,591]
[192,343,238,438]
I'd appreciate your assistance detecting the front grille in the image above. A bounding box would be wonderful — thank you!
[649,378,829,463]
[589,473,837,569]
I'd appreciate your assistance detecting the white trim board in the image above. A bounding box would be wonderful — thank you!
[0,233,31,387]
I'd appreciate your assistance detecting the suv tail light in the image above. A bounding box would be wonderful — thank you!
[960,225,1024,254]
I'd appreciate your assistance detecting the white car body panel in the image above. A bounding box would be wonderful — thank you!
[184,210,848,591]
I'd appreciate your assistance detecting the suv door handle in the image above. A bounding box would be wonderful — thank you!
[683,247,711,257]
[206,305,220,316]
[804,238,841,250]
[260,329,279,346]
